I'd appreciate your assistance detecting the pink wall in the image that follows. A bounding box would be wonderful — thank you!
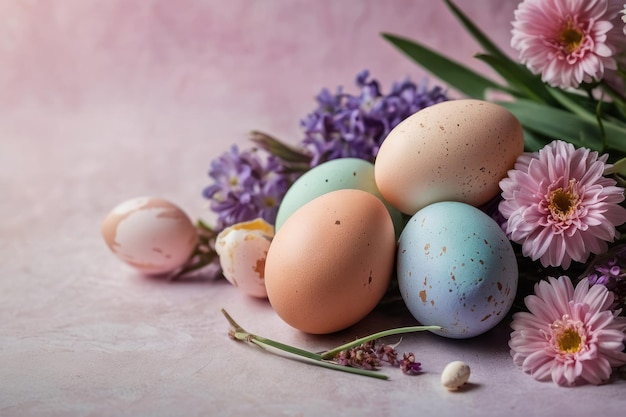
[0,0,518,131]
[0,0,519,223]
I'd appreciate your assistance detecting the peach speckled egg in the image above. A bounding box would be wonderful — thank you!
[215,218,274,298]
[264,189,396,334]
[374,99,524,215]
[101,196,198,275]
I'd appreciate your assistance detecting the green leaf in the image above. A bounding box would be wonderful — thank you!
[381,33,507,99]
[249,130,312,165]
[547,88,599,122]
[443,0,508,61]
[521,128,551,152]
[611,157,626,177]
[600,81,626,120]
[443,0,554,104]
[498,99,626,153]
[474,54,552,103]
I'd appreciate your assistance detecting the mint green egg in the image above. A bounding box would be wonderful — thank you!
[275,158,405,239]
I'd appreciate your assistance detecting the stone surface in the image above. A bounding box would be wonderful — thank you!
[1,1,624,416]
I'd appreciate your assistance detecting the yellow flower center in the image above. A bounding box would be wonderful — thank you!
[550,314,586,355]
[548,180,579,220]
[557,328,583,353]
[559,21,584,54]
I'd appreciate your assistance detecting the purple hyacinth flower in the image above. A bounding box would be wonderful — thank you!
[203,145,290,231]
[580,244,626,312]
[301,69,448,166]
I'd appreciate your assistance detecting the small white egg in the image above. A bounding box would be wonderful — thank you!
[441,361,471,391]
[215,218,274,298]
[101,196,198,275]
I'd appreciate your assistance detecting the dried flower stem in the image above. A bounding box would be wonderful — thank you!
[221,308,441,380]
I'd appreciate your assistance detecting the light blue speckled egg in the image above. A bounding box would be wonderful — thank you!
[397,201,518,339]
[275,158,405,238]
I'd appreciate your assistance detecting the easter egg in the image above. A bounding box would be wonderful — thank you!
[101,196,198,275]
[215,218,274,298]
[375,99,524,215]
[275,158,405,239]
[397,201,518,338]
[265,189,396,334]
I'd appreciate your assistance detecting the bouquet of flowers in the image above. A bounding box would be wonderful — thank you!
[387,0,626,386]
[101,0,626,388]
[379,0,626,307]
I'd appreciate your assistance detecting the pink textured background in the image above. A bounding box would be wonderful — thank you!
[1,1,623,416]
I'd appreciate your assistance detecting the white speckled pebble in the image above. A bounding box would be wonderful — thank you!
[441,361,470,390]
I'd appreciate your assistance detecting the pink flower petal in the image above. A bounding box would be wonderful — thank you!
[509,275,626,386]
[512,0,620,89]
[499,140,626,269]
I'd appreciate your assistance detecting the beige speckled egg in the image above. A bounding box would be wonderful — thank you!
[264,189,396,334]
[101,196,198,275]
[215,218,274,298]
[441,361,471,390]
[374,99,524,215]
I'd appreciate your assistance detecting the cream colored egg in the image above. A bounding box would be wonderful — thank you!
[441,361,471,391]
[215,218,274,298]
[101,196,198,275]
[375,99,524,215]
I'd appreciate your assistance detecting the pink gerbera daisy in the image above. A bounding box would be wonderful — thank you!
[511,0,619,89]
[499,140,626,269]
[509,276,626,386]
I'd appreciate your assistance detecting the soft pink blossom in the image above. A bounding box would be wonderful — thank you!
[511,0,622,89]
[499,140,626,269]
[509,276,626,386]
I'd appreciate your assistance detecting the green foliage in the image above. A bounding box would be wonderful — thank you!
[381,0,626,159]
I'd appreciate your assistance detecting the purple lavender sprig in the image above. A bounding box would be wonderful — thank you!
[399,352,422,375]
[579,244,626,313]
[301,69,448,166]
[331,339,422,375]
[223,308,438,380]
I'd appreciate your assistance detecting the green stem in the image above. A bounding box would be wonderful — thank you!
[221,309,442,380]
[221,309,389,380]
[247,337,388,380]
[608,157,626,176]
[232,329,322,361]
[320,325,442,360]
[222,309,321,359]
